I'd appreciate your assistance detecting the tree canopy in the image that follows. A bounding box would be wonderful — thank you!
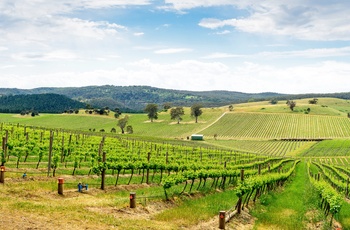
[190,104,203,123]
[144,103,158,122]
[286,100,296,111]
[117,115,129,134]
[170,107,184,124]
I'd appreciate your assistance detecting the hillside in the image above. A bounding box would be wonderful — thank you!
[0,85,285,112]
[0,93,85,113]
[2,85,350,112]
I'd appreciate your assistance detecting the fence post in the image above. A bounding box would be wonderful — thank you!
[240,169,244,181]
[130,192,136,208]
[101,152,106,190]
[146,152,151,184]
[58,178,64,195]
[219,211,226,229]
[258,164,261,175]
[0,166,5,183]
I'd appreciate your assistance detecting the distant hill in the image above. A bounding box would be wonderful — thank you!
[0,85,285,112]
[0,93,86,113]
[0,85,350,112]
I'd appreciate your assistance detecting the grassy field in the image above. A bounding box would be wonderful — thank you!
[1,97,350,229]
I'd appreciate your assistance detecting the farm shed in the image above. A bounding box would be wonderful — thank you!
[191,134,204,141]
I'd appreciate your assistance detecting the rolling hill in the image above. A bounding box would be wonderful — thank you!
[0,93,86,113]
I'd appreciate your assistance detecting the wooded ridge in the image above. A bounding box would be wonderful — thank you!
[0,85,350,113]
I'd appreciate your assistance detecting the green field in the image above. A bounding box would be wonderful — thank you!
[1,97,350,229]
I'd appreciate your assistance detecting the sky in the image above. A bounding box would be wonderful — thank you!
[1,0,350,94]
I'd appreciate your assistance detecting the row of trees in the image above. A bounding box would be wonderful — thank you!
[113,103,203,135]
[144,103,203,124]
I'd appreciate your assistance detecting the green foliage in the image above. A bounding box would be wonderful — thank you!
[163,102,172,111]
[190,104,203,123]
[286,100,296,111]
[117,115,129,134]
[308,162,343,216]
[270,99,278,104]
[309,98,318,104]
[144,103,158,122]
[0,94,85,113]
[170,107,185,124]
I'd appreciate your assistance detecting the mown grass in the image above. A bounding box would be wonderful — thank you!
[0,171,239,229]
[251,161,327,229]
[154,188,238,227]
[0,107,225,139]
[338,202,350,230]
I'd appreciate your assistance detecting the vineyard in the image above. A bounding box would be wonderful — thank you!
[202,112,350,140]
[1,97,350,229]
[206,139,315,156]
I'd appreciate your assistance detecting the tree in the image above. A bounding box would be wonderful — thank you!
[170,107,184,124]
[309,98,318,104]
[286,100,296,111]
[126,125,133,134]
[270,99,278,104]
[191,104,203,123]
[114,108,122,118]
[228,105,234,111]
[144,103,158,122]
[117,115,129,134]
[163,102,172,111]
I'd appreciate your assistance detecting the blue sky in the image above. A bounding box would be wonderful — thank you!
[1,0,350,94]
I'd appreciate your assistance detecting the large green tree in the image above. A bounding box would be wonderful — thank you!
[144,103,158,122]
[191,104,203,123]
[170,107,184,124]
[117,115,129,134]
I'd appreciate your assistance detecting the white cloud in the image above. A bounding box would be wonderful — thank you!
[194,1,350,41]
[133,32,145,36]
[203,46,350,59]
[0,0,152,20]
[202,52,242,59]
[154,48,192,54]
[11,50,78,61]
[81,0,152,9]
[0,65,15,69]
[163,0,243,11]
[2,59,350,94]
[215,30,231,35]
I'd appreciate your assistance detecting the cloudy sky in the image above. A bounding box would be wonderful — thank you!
[1,0,350,94]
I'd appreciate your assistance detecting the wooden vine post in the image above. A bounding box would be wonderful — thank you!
[58,178,64,195]
[146,152,151,184]
[130,192,136,208]
[237,169,245,214]
[101,151,106,190]
[3,130,8,161]
[2,136,6,164]
[47,131,53,177]
[219,211,226,229]
[0,166,5,183]
[61,135,65,163]
[240,169,245,182]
